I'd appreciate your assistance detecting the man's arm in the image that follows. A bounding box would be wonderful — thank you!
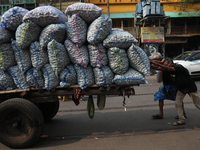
[149,59,163,64]
[150,63,163,70]
[150,60,176,72]
[150,59,164,71]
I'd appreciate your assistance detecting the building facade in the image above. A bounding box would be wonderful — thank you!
[86,0,200,57]
[1,0,200,57]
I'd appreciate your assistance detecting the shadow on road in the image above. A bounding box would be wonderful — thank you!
[33,106,200,148]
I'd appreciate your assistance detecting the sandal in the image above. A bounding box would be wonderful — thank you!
[173,121,185,126]
[152,114,163,119]
[175,115,187,119]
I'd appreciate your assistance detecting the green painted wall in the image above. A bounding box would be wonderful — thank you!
[102,11,200,18]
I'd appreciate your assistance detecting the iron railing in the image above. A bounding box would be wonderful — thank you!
[9,0,35,4]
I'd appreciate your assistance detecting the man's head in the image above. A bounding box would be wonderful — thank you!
[149,52,163,60]
[163,57,174,67]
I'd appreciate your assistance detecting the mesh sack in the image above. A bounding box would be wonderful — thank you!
[67,13,87,46]
[88,43,108,68]
[1,6,29,31]
[65,3,103,24]
[0,43,16,70]
[15,20,42,49]
[107,47,129,75]
[87,16,112,45]
[93,66,114,87]
[23,6,67,27]
[112,28,124,31]
[59,65,77,87]
[30,41,48,69]
[0,69,16,90]
[39,23,66,50]
[112,68,148,85]
[0,24,14,44]
[26,68,44,89]
[47,39,71,77]
[64,39,89,68]
[7,65,30,89]
[12,40,32,73]
[74,64,94,89]
[42,64,59,91]
[127,44,150,76]
[103,30,138,49]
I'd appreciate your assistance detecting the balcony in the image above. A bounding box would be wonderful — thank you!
[170,25,200,35]
[9,0,35,4]
[171,26,185,34]
[0,0,10,4]
[87,0,140,4]
[160,0,180,2]
[0,5,10,16]
[36,0,79,2]
[187,25,200,34]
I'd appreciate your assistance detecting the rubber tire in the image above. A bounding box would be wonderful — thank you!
[37,96,60,122]
[0,98,44,149]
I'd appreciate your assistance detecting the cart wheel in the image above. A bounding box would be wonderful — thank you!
[37,96,60,122]
[0,98,44,149]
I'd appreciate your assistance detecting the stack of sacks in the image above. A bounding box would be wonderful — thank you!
[0,3,150,91]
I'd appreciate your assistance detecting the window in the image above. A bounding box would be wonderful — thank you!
[192,52,200,60]
[171,18,185,34]
[112,19,121,28]
[171,18,185,26]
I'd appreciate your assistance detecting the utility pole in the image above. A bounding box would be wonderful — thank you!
[107,0,110,17]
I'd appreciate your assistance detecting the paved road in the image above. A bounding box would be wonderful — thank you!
[1,75,200,150]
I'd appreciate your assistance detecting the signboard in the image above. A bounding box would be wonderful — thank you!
[141,27,165,43]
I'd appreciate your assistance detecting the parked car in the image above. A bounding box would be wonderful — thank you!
[173,50,200,78]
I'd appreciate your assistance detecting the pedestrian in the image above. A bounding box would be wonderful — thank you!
[150,57,200,125]
[150,57,186,119]
[149,52,162,75]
